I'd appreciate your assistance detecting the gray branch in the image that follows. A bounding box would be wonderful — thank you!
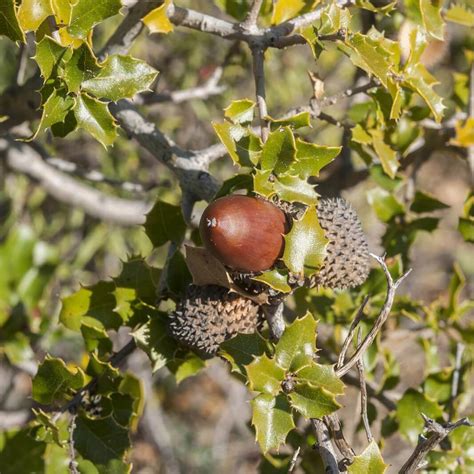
[312,418,341,474]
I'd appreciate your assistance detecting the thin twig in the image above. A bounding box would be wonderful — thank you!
[68,414,79,474]
[356,329,373,443]
[242,0,264,30]
[399,415,473,474]
[336,254,412,378]
[15,43,29,86]
[448,342,465,421]
[288,446,301,473]
[324,413,355,465]
[312,418,341,474]
[252,46,269,142]
[468,62,474,187]
[337,295,370,369]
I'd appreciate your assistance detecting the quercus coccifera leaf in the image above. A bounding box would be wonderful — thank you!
[288,383,341,418]
[172,354,206,383]
[291,139,341,178]
[444,3,474,27]
[62,43,100,93]
[282,205,328,276]
[0,430,46,473]
[274,312,317,372]
[267,112,311,130]
[450,117,474,147]
[246,354,286,396]
[367,187,405,222]
[251,393,295,453]
[68,0,122,39]
[74,93,118,147]
[220,333,268,376]
[224,99,256,124]
[143,0,174,34]
[18,0,53,33]
[34,36,70,81]
[297,363,345,395]
[32,356,86,404]
[410,191,449,213]
[369,128,400,179]
[144,200,186,248]
[458,193,474,243]
[0,0,24,42]
[419,0,445,40]
[82,55,158,101]
[261,126,297,176]
[347,440,388,474]
[252,268,292,293]
[271,0,317,24]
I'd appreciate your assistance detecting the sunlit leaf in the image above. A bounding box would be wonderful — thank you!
[347,440,388,473]
[252,268,292,293]
[289,383,340,418]
[272,0,317,24]
[224,99,256,124]
[261,127,297,176]
[367,187,404,222]
[291,139,340,178]
[143,0,174,34]
[0,0,25,42]
[62,43,100,93]
[268,112,311,130]
[246,354,286,395]
[444,3,474,27]
[419,0,445,40]
[297,363,345,395]
[144,200,186,248]
[34,36,69,81]
[18,0,53,32]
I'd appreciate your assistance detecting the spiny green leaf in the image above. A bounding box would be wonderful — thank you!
[220,333,268,375]
[347,440,388,473]
[0,0,25,42]
[275,312,317,372]
[246,354,286,395]
[62,43,100,93]
[30,89,75,140]
[144,200,186,248]
[445,3,474,27]
[32,356,86,404]
[224,99,256,124]
[450,117,474,147]
[272,0,317,24]
[297,362,345,395]
[268,112,311,130]
[82,55,158,101]
[282,205,328,276]
[213,122,259,167]
[289,383,341,418]
[0,430,46,473]
[251,394,295,453]
[34,36,69,81]
[74,415,130,465]
[143,0,174,34]
[174,354,206,383]
[68,0,122,39]
[252,269,292,293]
[133,317,179,373]
[51,0,73,26]
[291,139,340,178]
[419,0,445,40]
[74,93,118,147]
[261,127,297,176]
[396,388,443,444]
[18,0,53,32]
[370,128,399,179]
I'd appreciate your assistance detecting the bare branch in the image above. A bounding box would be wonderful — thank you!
[337,295,370,369]
[312,418,341,474]
[356,329,373,444]
[99,0,161,58]
[324,413,355,465]
[468,62,474,186]
[399,415,473,474]
[252,46,269,142]
[288,446,301,473]
[449,342,465,421]
[336,254,412,377]
[242,0,264,30]
[68,414,79,474]
[1,139,151,226]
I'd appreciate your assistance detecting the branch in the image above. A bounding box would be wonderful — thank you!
[468,62,474,186]
[242,0,264,30]
[1,139,151,226]
[324,413,355,465]
[252,46,269,142]
[399,415,473,474]
[312,418,341,474]
[356,329,373,443]
[335,254,412,377]
[448,342,465,421]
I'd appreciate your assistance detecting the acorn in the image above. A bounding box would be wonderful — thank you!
[168,284,264,358]
[199,194,288,273]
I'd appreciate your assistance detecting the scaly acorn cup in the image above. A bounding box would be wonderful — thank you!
[168,284,264,358]
[168,197,371,357]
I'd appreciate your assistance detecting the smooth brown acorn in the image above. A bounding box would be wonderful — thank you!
[199,194,288,273]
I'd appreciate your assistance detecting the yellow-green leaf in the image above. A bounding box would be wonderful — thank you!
[420,0,445,40]
[289,383,341,418]
[224,99,256,124]
[261,126,297,176]
[143,0,174,34]
[450,117,474,147]
[18,0,53,32]
[252,269,292,293]
[0,0,25,42]
[370,128,400,179]
[272,0,317,24]
[246,354,286,395]
[347,440,388,474]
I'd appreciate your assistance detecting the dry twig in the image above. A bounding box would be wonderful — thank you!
[312,418,341,474]
[356,329,373,443]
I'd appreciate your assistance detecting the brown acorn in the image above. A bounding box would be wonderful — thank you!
[199,195,288,273]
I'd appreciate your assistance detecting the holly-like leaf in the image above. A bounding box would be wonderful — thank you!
[68,0,122,39]
[251,393,295,453]
[34,36,69,81]
[367,187,405,222]
[274,312,317,372]
[272,0,317,24]
[74,93,118,147]
[297,362,345,395]
[30,89,75,140]
[282,205,328,276]
[144,200,186,248]
[220,333,268,375]
[268,112,311,130]
[410,191,449,213]
[370,129,399,179]
[73,414,130,465]
[51,0,72,26]
[445,3,474,27]
[62,43,100,94]
[0,430,46,474]
[32,356,86,404]
[396,388,443,444]
[173,354,206,383]
[246,354,286,395]
[143,0,174,34]
[289,382,340,418]
[133,317,179,372]
[419,0,445,40]
[82,55,158,101]
[261,127,297,176]
[224,99,256,124]
[0,0,25,42]
[18,0,53,32]
[252,269,292,293]
[291,139,341,178]
[450,117,474,147]
[458,193,474,242]
[347,440,388,473]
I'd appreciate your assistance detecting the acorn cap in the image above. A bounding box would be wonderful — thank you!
[168,285,263,358]
[308,197,370,289]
